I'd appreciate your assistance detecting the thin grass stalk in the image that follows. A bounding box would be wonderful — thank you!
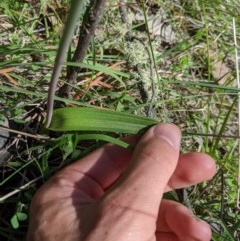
[201,1,211,153]
[233,17,240,208]
[45,0,89,127]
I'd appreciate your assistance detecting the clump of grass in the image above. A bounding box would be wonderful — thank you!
[0,0,239,240]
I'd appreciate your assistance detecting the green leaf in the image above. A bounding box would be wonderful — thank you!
[47,107,159,134]
[65,61,129,84]
[11,214,19,229]
[76,133,132,149]
[16,212,28,221]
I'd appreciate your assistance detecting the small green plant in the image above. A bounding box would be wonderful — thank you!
[10,202,28,229]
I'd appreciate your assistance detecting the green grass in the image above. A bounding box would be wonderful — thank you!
[0,0,240,240]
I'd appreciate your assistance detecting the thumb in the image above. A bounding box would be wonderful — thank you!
[106,123,181,216]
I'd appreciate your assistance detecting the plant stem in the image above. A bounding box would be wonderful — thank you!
[58,0,107,99]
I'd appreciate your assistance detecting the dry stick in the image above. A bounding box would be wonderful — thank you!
[0,126,50,141]
[0,177,41,202]
[58,0,107,100]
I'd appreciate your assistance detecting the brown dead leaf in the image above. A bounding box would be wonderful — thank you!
[0,67,19,86]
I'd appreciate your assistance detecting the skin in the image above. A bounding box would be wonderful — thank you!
[27,124,216,241]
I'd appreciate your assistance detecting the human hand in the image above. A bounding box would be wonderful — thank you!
[27,124,216,241]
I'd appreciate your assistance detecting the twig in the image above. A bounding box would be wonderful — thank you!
[0,176,41,202]
[0,126,50,141]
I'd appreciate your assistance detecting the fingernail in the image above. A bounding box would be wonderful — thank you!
[153,124,181,150]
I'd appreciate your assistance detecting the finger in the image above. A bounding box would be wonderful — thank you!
[104,123,181,216]
[57,134,140,191]
[157,200,212,241]
[156,232,179,241]
[166,152,216,191]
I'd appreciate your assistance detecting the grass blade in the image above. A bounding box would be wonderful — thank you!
[76,134,132,149]
[47,107,159,134]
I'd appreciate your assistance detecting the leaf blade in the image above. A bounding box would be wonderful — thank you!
[48,107,159,134]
